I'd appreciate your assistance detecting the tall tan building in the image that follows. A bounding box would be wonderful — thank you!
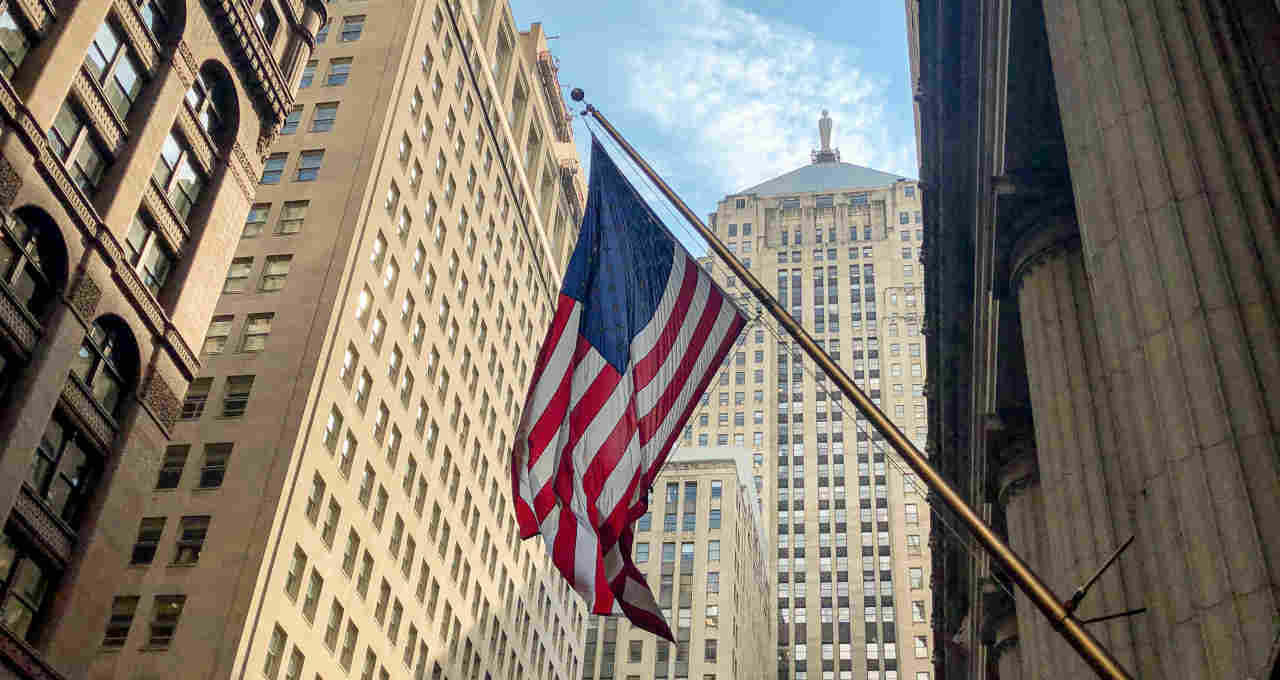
[686,119,933,680]
[910,1,1280,679]
[77,1,590,680]
[0,0,320,678]
[580,446,773,680]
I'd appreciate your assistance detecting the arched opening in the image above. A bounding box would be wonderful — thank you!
[70,315,139,418]
[0,206,68,324]
[185,61,239,151]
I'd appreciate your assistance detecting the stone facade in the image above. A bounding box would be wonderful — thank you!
[909,0,1280,678]
[79,2,592,680]
[0,0,322,679]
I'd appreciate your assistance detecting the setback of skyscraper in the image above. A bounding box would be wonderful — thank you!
[580,446,773,680]
[686,118,933,680]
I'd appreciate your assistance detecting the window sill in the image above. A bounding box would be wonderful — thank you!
[167,561,199,568]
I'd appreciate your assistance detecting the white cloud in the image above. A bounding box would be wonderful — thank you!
[618,0,915,195]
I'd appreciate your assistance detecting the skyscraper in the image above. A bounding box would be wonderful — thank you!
[687,116,933,680]
[0,0,318,678]
[70,1,590,680]
[579,446,773,680]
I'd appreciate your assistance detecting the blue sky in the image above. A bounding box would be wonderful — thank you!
[510,0,918,232]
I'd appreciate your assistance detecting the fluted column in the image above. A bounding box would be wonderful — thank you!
[1042,2,1280,676]
[981,585,1021,680]
[1012,219,1146,678]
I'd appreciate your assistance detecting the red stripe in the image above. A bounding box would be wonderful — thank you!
[581,399,638,513]
[637,288,727,443]
[645,313,746,485]
[550,507,579,594]
[546,361,622,499]
[522,295,577,406]
[526,338,592,466]
[631,259,699,391]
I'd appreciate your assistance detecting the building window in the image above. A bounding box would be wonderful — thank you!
[124,212,174,297]
[244,203,269,237]
[198,443,231,488]
[148,595,186,648]
[173,515,209,564]
[131,516,165,564]
[340,15,365,41]
[265,624,288,679]
[326,57,352,86]
[0,533,56,641]
[312,102,338,132]
[262,153,286,184]
[85,20,146,119]
[281,106,301,134]
[298,60,316,88]
[202,316,232,355]
[709,509,721,529]
[634,542,648,563]
[315,19,330,43]
[706,571,719,594]
[296,150,324,181]
[708,540,719,561]
[102,595,139,648]
[222,375,253,417]
[909,567,923,589]
[48,100,110,193]
[261,255,292,291]
[181,378,211,419]
[224,256,252,292]
[255,2,279,42]
[152,130,207,220]
[0,209,65,321]
[71,318,137,416]
[156,444,187,489]
[0,11,31,78]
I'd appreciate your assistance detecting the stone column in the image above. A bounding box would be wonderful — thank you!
[1043,2,1280,676]
[990,420,1057,680]
[1012,219,1144,677]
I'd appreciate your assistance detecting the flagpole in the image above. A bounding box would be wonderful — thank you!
[575,92,1132,680]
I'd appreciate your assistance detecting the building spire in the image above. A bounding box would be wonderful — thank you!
[813,110,840,163]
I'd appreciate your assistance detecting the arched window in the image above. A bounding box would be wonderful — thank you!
[71,317,138,417]
[185,65,236,145]
[0,208,67,321]
[152,130,206,221]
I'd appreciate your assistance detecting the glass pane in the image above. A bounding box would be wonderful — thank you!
[0,13,31,79]
[71,342,96,383]
[107,53,143,118]
[92,371,124,414]
[1,596,34,638]
[74,143,108,192]
[85,22,119,79]
[152,134,181,188]
[49,104,82,159]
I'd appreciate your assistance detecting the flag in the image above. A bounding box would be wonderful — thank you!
[511,138,747,639]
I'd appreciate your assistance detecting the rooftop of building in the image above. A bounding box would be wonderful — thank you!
[734,111,912,196]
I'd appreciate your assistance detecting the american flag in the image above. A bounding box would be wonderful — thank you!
[512,138,747,639]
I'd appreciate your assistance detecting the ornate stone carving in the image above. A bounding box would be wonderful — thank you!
[112,0,159,72]
[13,486,72,563]
[204,0,293,132]
[61,378,116,450]
[229,142,259,201]
[12,0,53,34]
[143,181,188,252]
[0,155,20,207]
[111,262,164,331]
[0,284,38,353]
[164,326,200,380]
[257,126,279,156]
[0,605,67,680]
[173,40,198,90]
[94,223,125,267]
[70,67,126,154]
[68,272,102,320]
[141,371,181,432]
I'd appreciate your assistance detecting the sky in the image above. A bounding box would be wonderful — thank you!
[509,0,918,241]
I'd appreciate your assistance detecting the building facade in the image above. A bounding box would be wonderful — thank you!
[0,0,321,678]
[910,0,1280,678]
[71,1,590,680]
[685,121,934,680]
[580,447,773,680]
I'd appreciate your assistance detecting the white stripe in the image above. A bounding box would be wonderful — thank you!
[628,250,686,361]
[592,428,642,531]
[642,299,741,459]
[523,303,583,432]
[527,349,608,499]
[633,268,712,412]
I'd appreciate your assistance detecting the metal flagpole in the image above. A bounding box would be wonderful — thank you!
[574,92,1133,680]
